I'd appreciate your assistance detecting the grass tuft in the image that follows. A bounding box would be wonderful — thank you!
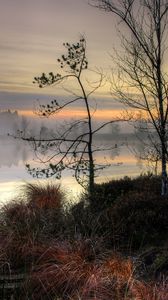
[24,182,64,210]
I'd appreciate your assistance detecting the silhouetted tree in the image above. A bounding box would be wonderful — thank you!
[16,37,123,196]
[91,0,168,195]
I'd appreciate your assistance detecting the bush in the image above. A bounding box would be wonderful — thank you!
[69,200,102,238]
[106,191,168,249]
[89,175,162,213]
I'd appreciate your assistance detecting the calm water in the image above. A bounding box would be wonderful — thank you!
[0,111,147,204]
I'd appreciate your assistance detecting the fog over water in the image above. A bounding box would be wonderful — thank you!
[0,109,147,204]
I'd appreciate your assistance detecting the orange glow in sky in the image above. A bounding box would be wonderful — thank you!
[18,108,124,120]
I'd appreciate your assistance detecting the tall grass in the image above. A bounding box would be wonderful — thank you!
[0,179,167,299]
[0,183,65,271]
[26,241,134,300]
[26,242,167,300]
[24,182,64,210]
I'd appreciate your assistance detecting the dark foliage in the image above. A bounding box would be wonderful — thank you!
[89,175,161,213]
[70,176,168,251]
[106,191,168,249]
[69,200,102,238]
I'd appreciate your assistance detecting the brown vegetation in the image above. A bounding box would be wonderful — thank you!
[0,177,167,299]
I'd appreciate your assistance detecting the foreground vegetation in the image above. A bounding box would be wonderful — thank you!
[0,175,167,299]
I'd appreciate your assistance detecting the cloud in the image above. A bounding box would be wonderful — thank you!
[0,90,124,112]
[0,0,119,95]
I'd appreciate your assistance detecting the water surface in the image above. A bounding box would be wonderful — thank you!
[0,110,146,204]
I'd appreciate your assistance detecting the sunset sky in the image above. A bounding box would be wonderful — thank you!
[0,0,123,116]
[0,1,146,201]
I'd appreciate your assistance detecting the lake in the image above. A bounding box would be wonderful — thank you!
[0,110,148,204]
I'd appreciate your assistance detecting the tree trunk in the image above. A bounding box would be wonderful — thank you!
[88,143,94,196]
[78,77,95,197]
[156,0,168,196]
[161,140,168,196]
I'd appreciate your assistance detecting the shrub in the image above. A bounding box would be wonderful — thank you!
[106,191,168,249]
[88,175,161,213]
[1,200,39,236]
[69,200,103,238]
[90,177,133,212]
[138,247,168,279]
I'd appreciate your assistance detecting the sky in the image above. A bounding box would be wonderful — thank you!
[0,0,123,115]
[0,1,148,201]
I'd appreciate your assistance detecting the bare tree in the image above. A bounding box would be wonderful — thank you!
[91,0,168,195]
[15,37,122,196]
[132,118,163,174]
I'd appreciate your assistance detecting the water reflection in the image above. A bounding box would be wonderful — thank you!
[0,110,146,202]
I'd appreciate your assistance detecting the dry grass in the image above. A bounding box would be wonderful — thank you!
[26,242,168,300]
[25,241,136,300]
[0,183,66,271]
[0,181,167,299]
[27,240,96,299]
[130,278,168,300]
[103,254,133,281]
[0,233,167,299]
[24,182,64,210]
